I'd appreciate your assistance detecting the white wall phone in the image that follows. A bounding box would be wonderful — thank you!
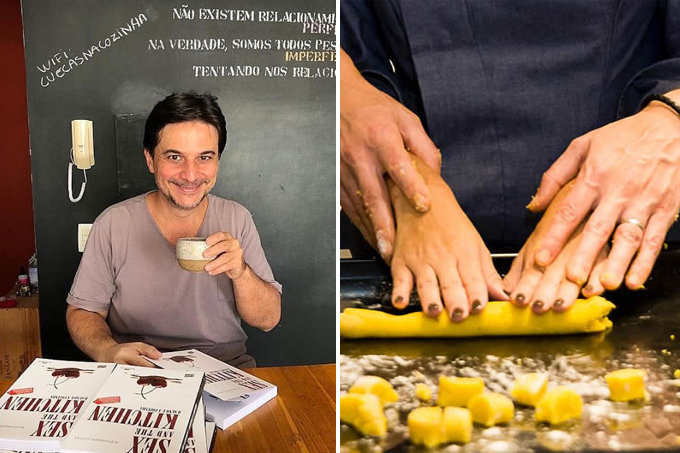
[68,119,94,203]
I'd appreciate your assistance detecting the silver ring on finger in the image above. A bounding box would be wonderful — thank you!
[618,217,645,232]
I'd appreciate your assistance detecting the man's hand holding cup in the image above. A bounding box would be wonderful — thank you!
[203,232,247,279]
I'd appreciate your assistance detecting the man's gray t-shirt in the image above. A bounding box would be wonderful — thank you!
[67,192,282,368]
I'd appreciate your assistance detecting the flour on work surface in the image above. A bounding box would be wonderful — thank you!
[340,348,680,452]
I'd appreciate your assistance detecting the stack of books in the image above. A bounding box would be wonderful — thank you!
[0,351,274,452]
[147,349,278,430]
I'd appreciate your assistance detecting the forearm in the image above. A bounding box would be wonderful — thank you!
[340,47,367,91]
[341,47,387,112]
[232,265,281,331]
[66,306,118,362]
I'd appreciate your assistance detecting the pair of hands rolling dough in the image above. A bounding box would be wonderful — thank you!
[340,48,680,320]
[388,156,607,319]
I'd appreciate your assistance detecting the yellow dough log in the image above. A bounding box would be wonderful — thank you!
[467,393,514,427]
[535,387,583,425]
[415,383,432,402]
[349,376,399,403]
[408,406,473,447]
[340,297,614,338]
[605,369,647,402]
[340,393,387,436]
[511,373,549,407]
[438,376,485,407]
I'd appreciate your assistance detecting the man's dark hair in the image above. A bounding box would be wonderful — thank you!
[143,91,227,157]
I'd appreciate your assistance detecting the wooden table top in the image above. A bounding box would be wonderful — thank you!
[0,363,336,453]
[217,364,336,453]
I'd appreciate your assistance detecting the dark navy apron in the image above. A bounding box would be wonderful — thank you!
[342,0,680,250]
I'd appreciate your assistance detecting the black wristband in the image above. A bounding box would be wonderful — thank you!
[640,93,680,117]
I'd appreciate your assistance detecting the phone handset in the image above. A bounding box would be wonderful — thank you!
[68,119,94,203]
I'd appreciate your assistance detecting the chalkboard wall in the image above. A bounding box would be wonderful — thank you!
[21,0,336,366]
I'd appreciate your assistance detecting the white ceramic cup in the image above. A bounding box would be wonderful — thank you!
[176,237,212,272]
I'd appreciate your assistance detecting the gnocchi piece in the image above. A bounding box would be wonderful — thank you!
[467,392,514,427]
[535,386,583,425]
[349,375,399,403]
[510,373,548,407]
[415,383,432,402]
[340,393,387,436]
[605,369,647,402]
[407,407,442,448]
[408,406,473,447]
[438,376,485,407]
[442,406,474,443]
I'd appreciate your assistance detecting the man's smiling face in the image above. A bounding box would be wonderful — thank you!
[144,120,220,211]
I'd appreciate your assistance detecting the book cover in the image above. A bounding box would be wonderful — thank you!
[146,350,275,402]
[182,399,206,453]
[60,366,204,453]
[0,359,115,453]
[204,422,215,453]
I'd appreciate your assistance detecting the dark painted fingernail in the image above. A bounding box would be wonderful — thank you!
[428,304,441,316]
[394,296,405,306]
[451,308,465,322]
[584,284,593,293]
[503,289,511,296]
[471,300,483,314]
[515,294,525,305]
[553,299,564,310]
[532,300,544,313]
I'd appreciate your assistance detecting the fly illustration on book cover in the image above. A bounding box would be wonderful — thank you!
[46,367,95,389]
[130,374,183,399]
[160,350,197,369]
[168,356,195,367]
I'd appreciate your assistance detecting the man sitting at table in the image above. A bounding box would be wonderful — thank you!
[65,91,282,369]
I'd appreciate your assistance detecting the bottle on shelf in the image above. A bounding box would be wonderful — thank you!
[18,266,32,297]
[28,253,38,290]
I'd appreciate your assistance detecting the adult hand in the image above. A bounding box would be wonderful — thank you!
[101,342,161,367]
[528,94,680,291]
[340,48,441,262]
[388,155,507,322]
[204,232,246,279]
[505,182,610,313]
